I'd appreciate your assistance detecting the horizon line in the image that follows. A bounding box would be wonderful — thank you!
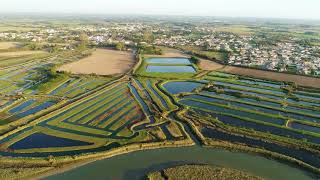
[0,12,319,22]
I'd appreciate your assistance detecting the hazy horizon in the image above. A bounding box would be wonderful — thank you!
[1,0,320,20]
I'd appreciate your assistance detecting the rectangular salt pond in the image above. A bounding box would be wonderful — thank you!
[146,65,196,73]
[147,58,191,64]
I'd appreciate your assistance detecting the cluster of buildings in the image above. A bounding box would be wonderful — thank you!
[153,30,320,76]
[0,22,319,76]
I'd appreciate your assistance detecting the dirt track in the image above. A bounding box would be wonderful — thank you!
[145,47,189,58]
[223,66,320,88]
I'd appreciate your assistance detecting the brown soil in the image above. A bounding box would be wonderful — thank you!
[0,51,46,57]
[57,49,135,75]
[198,59,224,71]
[145,47,189,58]
[223,66,320,88]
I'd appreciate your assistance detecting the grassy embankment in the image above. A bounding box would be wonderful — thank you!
[147,164,263,180]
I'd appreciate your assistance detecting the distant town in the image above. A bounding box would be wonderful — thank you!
[1,17,319,76]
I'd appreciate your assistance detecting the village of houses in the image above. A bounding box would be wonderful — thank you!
[0,21,319,76]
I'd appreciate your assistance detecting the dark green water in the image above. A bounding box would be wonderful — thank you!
[45,146,312,180]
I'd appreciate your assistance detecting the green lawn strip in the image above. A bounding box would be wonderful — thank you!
[206,78,286,98]
[87,97,133,127]
[132,80,160,116]
[152,80,178,110]
[80,79,110,90]
[46,77,73,95]
[47,84,126,124]
[60,79,95,97]
[0,72,10,78]
[98,102,136,129]
[134,56,149,75]
[237,76,283,86]
[10,127,107,153]
[76,93,126,125]
[134,56,197,79]
[0,81,13,88]
[116,130,150,145]
[242,76,281,85]
[9,72,29,82]
[289,120,320,131]
[185,109,319,149]
[166,121,184,138]
[206,75,285,93]
[147,63,193,66]
[209,72,282,86]
[128,83,152,123]
[66,76,119,99]
[116,127,134,137]
[1,98,25,113]
[47,120,112,136]
[295,90,320,99]
[4,98,48,119]
[198,92,320,120]
[146,79,171,111]
[186,106,320,146]
[157,80,180,102]
[227,89,320,112]
[68,77,82,87]
[65,88,87,98]
[181,99,320,139]
[2,126,105,150]
[35,83,121,126]
[217,86,320,112]
[47,91,116,124]
[66,88,126,123]
[109,105,142,131]
[0,54,50,67]
[140,80,167,111]
[0,167,54,180]
[1,84,20,94]
[140,72,195,79]
[208,71,237,78]
[207,76,320,104]
[184,97,285,124]
[0,98,66,134]
[54,78,82,95]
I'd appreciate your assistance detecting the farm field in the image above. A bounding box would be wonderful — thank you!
[198,58,224,71]
[57,49,135,75]
[222,66,320,88]
[0,42,21,49]
[0,50,47,57]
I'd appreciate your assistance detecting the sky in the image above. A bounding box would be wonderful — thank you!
[1,0,320,20]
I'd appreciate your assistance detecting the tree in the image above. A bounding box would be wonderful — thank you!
[116,42,125,51]
[49,46,59,53]
[78,32,89,50]
[143,31,154,43]
[191,56,200,65]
